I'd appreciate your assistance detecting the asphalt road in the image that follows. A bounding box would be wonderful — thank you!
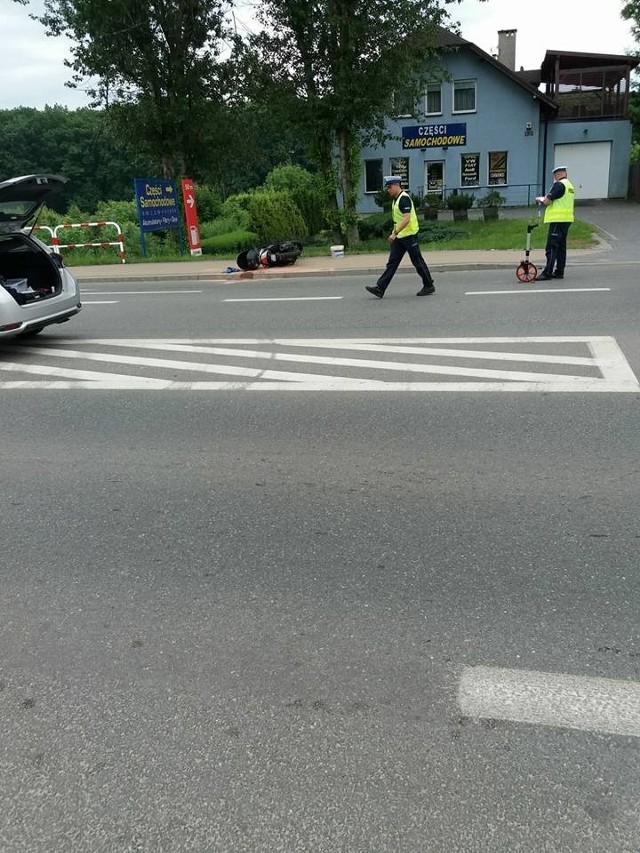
[1,265,640,852]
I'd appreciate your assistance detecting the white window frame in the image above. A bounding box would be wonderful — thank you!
[425,83,442,116]
[424,160,445,198]
[452,80,476,114]
[488,151,508,186]
[364,159,383,194]
[460,153,480,188]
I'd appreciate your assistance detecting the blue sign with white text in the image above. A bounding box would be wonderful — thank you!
[402,123,467,149]
[134,178,180,232]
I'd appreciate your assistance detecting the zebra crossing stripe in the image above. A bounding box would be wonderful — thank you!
[459,666,640,738]
[2,336,638,392]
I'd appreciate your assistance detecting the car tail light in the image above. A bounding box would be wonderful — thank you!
[1,322,22,332]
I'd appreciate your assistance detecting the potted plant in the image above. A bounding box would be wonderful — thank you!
[476,189,506,220]
[421,193,444,220]
[445,191,475,221]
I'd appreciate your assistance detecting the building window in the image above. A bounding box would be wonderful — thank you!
[488,151,508,185]
[365,159,383,193]
[453,80,476,113]
[425,84,442,115]
[461,153,480,188]
[390,157,409,187]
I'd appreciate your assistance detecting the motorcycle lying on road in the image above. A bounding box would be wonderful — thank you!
[236,240,303,271]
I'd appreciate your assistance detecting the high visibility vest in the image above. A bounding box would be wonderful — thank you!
[544,178,575,223]
[392,191,419,237]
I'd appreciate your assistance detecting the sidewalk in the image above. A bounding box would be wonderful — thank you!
[68,244,613,284]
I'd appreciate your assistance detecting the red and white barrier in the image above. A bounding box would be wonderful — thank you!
[32,225,55,241]
[52,220,126,263]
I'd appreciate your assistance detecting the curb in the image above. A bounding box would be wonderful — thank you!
[74,261,521,285]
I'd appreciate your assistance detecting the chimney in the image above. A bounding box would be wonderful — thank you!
[497,29,517,70]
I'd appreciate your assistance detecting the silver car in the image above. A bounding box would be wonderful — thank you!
[0,174,81,339]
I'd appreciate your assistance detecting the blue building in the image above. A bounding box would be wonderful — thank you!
[358,28,639,212]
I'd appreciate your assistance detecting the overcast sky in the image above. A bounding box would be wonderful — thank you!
[0,0,636,110]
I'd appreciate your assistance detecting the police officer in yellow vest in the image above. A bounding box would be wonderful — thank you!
[366,176,435,298]
[534,165,575,281]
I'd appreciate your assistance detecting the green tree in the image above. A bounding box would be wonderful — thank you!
[620,3,640,157]
[34,0,234,178]
[622,0,640,40]
[0,106,154,211]
[242,0,478,245]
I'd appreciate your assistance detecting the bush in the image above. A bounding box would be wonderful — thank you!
[94,199,139,224]
[199,217,247,239]
[246,190,308,243]
[264,164,317,193]
[194,184,223,221]
[476,189,506,208]
[373,187,392,210]
[291,186,327,236]
[419,222,470,242]
[446,192,475,211]
[358,212,393,240]
[219,197,252,231]
[421,193,444,211]
[34,205,69,229]
[200,230,260,255]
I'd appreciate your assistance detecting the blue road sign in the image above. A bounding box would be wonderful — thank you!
[133,178,180,233]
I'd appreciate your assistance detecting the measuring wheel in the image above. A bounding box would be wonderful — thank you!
[516,261,537,283]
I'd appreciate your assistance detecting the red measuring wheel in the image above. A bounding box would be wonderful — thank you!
[516,261,537,283]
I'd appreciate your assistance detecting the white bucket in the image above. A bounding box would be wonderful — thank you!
[330,244,344,259]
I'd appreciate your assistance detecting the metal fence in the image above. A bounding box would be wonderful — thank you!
[416,183,540,207]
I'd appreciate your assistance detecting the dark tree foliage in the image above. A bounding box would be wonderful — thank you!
[0,106,155,211]
[622,0,640,42]
[196,102,313,196]
[34,0,234,178]
[620,3,640,155]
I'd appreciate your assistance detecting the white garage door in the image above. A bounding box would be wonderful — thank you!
[553,142,611,199]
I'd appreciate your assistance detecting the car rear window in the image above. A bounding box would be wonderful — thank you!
[0,200,36,220]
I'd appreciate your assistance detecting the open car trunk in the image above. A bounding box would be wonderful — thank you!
[0,234,61,305]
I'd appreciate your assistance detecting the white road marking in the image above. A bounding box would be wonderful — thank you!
[82,301,119,304]
[459,665,640,738]
[10,345,390,387]
[81,290,202,295]
[0,360,167,387]
[466,288,611,295]
[223,296,343,302]
[85,336,619,346]
[77,340,606,383]
[2,336,637,392]
[272,341,595,366]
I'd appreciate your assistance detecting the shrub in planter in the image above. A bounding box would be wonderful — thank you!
[446,192,475,221]
[446,192,475,211]
[421,194,444,219]
[476,189,506,220]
